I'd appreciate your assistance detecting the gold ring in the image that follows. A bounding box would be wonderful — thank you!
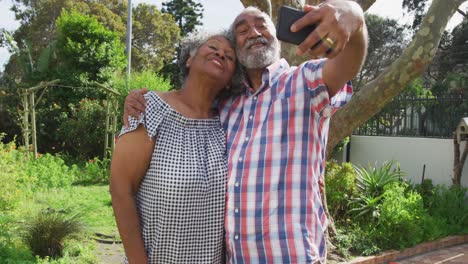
[323,37,335,48]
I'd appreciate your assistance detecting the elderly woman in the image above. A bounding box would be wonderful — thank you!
[110,31,241,264]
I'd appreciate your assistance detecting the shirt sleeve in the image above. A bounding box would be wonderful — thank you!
[300,59,353,118]
[119,92,167,138]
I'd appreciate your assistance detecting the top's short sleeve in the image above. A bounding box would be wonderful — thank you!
[119,92,168,138]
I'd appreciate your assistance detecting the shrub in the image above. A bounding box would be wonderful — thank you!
[325,161,357,221]
[349,160,405,221]
[354,160,404,197]
[426,185,468,235]
[111,70,172,97]
[75,157,111,185]
[58,99,107,160]
[0,138,24,211]
[22,210,82,259]
[24,154,78,190]
[369,182,428,249]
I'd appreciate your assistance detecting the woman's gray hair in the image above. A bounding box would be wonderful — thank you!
[178,30,246,98]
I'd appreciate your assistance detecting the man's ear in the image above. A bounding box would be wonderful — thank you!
[186,56,193,68]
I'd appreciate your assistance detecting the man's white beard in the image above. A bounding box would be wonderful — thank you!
[238,37,280,70]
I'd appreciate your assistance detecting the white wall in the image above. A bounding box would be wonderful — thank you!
[340,136,468,187]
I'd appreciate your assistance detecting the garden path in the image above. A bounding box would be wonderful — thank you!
[395,243,467,264]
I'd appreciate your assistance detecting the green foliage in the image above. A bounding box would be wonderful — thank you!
[349,161,404,221]
[160,0,203,87]
[370,182,428,249]
[325,161,357,221]
[75,157,111,185]
[21,210,82,258]
[425,185,468,234]
[112,70,172,125]
[0,135,25,211]
[55,9,126,86]
[57,99,106,160]
[355,14,407,90]
[354,160,404,197]
[112,70,172,96]
[161,0,204,37]
[334,224,381,257]
[132,4,181,73]
[24,153,78,190]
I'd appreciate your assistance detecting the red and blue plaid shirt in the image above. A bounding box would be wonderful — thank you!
[219,58,352,263]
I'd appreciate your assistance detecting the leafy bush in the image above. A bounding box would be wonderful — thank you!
[22,210,82,259]
[0,136,25,211]
[349,161,404,221]
[325,161,357,221]
[354,160,404,197]
[55,9,126,86]
[57,99,107,160]
[369,182,428,249]
[75,157,111,185]
[426,185,468,235]
[334,224,381,257]
[112,70,172,96]
[24,154,78,190]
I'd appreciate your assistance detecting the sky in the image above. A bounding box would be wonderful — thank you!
[0,0,467,71]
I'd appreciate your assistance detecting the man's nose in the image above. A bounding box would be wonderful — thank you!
[248,27,262,38]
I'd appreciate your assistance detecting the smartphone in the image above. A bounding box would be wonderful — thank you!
[276,5,317,45]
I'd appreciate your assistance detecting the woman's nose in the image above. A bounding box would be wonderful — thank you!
[215,51,226,60]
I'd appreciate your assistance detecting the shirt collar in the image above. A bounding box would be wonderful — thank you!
[243,58,290,96]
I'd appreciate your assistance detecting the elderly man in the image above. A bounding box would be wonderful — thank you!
[124,1,367,263]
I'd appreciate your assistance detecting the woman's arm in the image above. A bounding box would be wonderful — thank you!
[110,125,155,264]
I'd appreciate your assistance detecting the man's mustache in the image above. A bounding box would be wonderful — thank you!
[245,37,269,49]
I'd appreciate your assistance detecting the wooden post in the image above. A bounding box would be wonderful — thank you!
[111,97,119,153]
[29,91,37,158]
[22,89,30,153]
[104,99,111,160]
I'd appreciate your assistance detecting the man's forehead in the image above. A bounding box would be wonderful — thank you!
[234,11,266,28]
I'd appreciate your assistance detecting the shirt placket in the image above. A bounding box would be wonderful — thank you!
[233,91,259,256]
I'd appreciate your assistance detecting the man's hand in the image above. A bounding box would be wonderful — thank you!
[123,88,149,127]
[291,0,365,59]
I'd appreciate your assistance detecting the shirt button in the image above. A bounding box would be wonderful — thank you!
[249,115,253,120]
[322,107,332,118]
[238,157,243,162]
[253,96,257,100]
[234,234,239,240]
[245,137,249,141]
[234,208,239,213]
[235,182,239,187]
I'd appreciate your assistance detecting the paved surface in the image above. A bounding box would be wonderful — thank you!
[95,241,124,263]
[395,243,468,264]
[94,242,468,263]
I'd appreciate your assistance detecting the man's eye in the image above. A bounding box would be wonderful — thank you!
[208,45,218,50]
[237,29,248,35]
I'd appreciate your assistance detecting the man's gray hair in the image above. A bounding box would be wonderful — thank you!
[178,30,245,97]
[229,6,277,39]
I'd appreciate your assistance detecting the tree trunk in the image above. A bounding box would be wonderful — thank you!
[453,134,468,185]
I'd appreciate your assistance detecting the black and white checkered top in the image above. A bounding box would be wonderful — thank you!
[120,92,227,263]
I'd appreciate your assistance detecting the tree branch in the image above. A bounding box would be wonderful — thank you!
[326,0,466,157]
[457,8,467,18]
